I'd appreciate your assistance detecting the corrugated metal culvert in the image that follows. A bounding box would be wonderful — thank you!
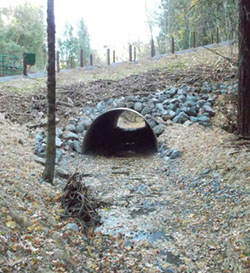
[82,108,158,156]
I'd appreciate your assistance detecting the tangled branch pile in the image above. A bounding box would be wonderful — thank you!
[60,172,101,231]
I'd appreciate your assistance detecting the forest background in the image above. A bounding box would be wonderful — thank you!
[0,0,238,69]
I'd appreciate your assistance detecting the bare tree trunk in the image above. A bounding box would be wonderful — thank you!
[237,0,250,138]
[42,0,56,183]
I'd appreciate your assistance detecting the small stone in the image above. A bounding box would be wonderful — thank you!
[96,101,107,112]
[34,156,45,165]
[197,100,207,107]
[73,140,82,153]
[35,131,44,143]
[184,120,193,126]
[80,117,92,130]
[170,150,182,159]
[66,223,79,232]
[172,112,189,124]
[34,142,46,158]
[77,120,85,134]
[126,102,134,109]
[64,132,79,140]
[66,124,76,133]
[141,106,153,116]
[153,124,165,136]
[147,119,157,128]
[178,94,186,102]
[67,140,74,149]
[198,115,211,127]
[203,104,215,117]
[56,168,70,179]
[167,87,177,96]
[56,128,63,137]
[56,136,63,148]
[134,102,143,112]
[167,103,177,112]
[56,149,63,164]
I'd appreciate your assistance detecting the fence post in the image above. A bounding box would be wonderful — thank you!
[113,50,115,63]
[134,47,136,62]
[90,54,93,66]
[56,51,60,72]
[171,37,175,54]
[129,44,132,62]
[192,32,196,48]
[151,39,155,57]
[23,53,27,76]
[107,48,110,65]
[211,34,214,44]
[80,49,83,67]
[216,27,219,43]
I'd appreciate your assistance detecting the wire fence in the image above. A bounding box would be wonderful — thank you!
[0,55,23,77]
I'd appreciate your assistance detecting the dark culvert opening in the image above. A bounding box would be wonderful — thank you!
[82,108,158,156]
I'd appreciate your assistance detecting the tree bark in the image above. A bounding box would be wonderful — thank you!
[237,0,250,138]
[42,0,56,184]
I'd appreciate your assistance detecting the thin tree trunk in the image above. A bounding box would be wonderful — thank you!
[237,0,250,138]
[42,0,56,183]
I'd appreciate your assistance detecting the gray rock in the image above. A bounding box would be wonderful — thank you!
[56,149,63,164]
[170,150,182,159]
[56,136,63,148]
[35,131,44,143]
[56,128,63,138]
[198,115,211,127]
[185,99,197,107]
[187,95,198,102]
[126,102,134,109]
[141,106,153,116]
[112,97,125,107]
[147,119,157,128]
[64,132,79,140]
[77,122,85,134]
[125,95,135,102]
[162,99,170,105]
[183,106,197,116]
[80,117,92,130]
[134,102,143,112]
[178,94,186,103]
[170,98,179,105]
[34,156,45,165]
[167,87,177,96]
[197,100,207,107]
[184,120,193,126]
[190,116,199,122]
[167,103,177,112]
[65,223,79,232]
[177,87,187,95]
[96,101,107,112]
[67,140,74,149]
[202,104,215,117]
[82,106,93,115]
[56,168,70,179]
[153,124,165,136]
[156,103,165,113]
[66,124,76,133]
[34,142,46,158]
[172,112,189,124]
[73,140,82,153]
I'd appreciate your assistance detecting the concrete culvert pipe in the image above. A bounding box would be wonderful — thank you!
[82,108,158,156]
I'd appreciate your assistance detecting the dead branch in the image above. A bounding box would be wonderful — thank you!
[60,172,101,232]
[203,46,238,66]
